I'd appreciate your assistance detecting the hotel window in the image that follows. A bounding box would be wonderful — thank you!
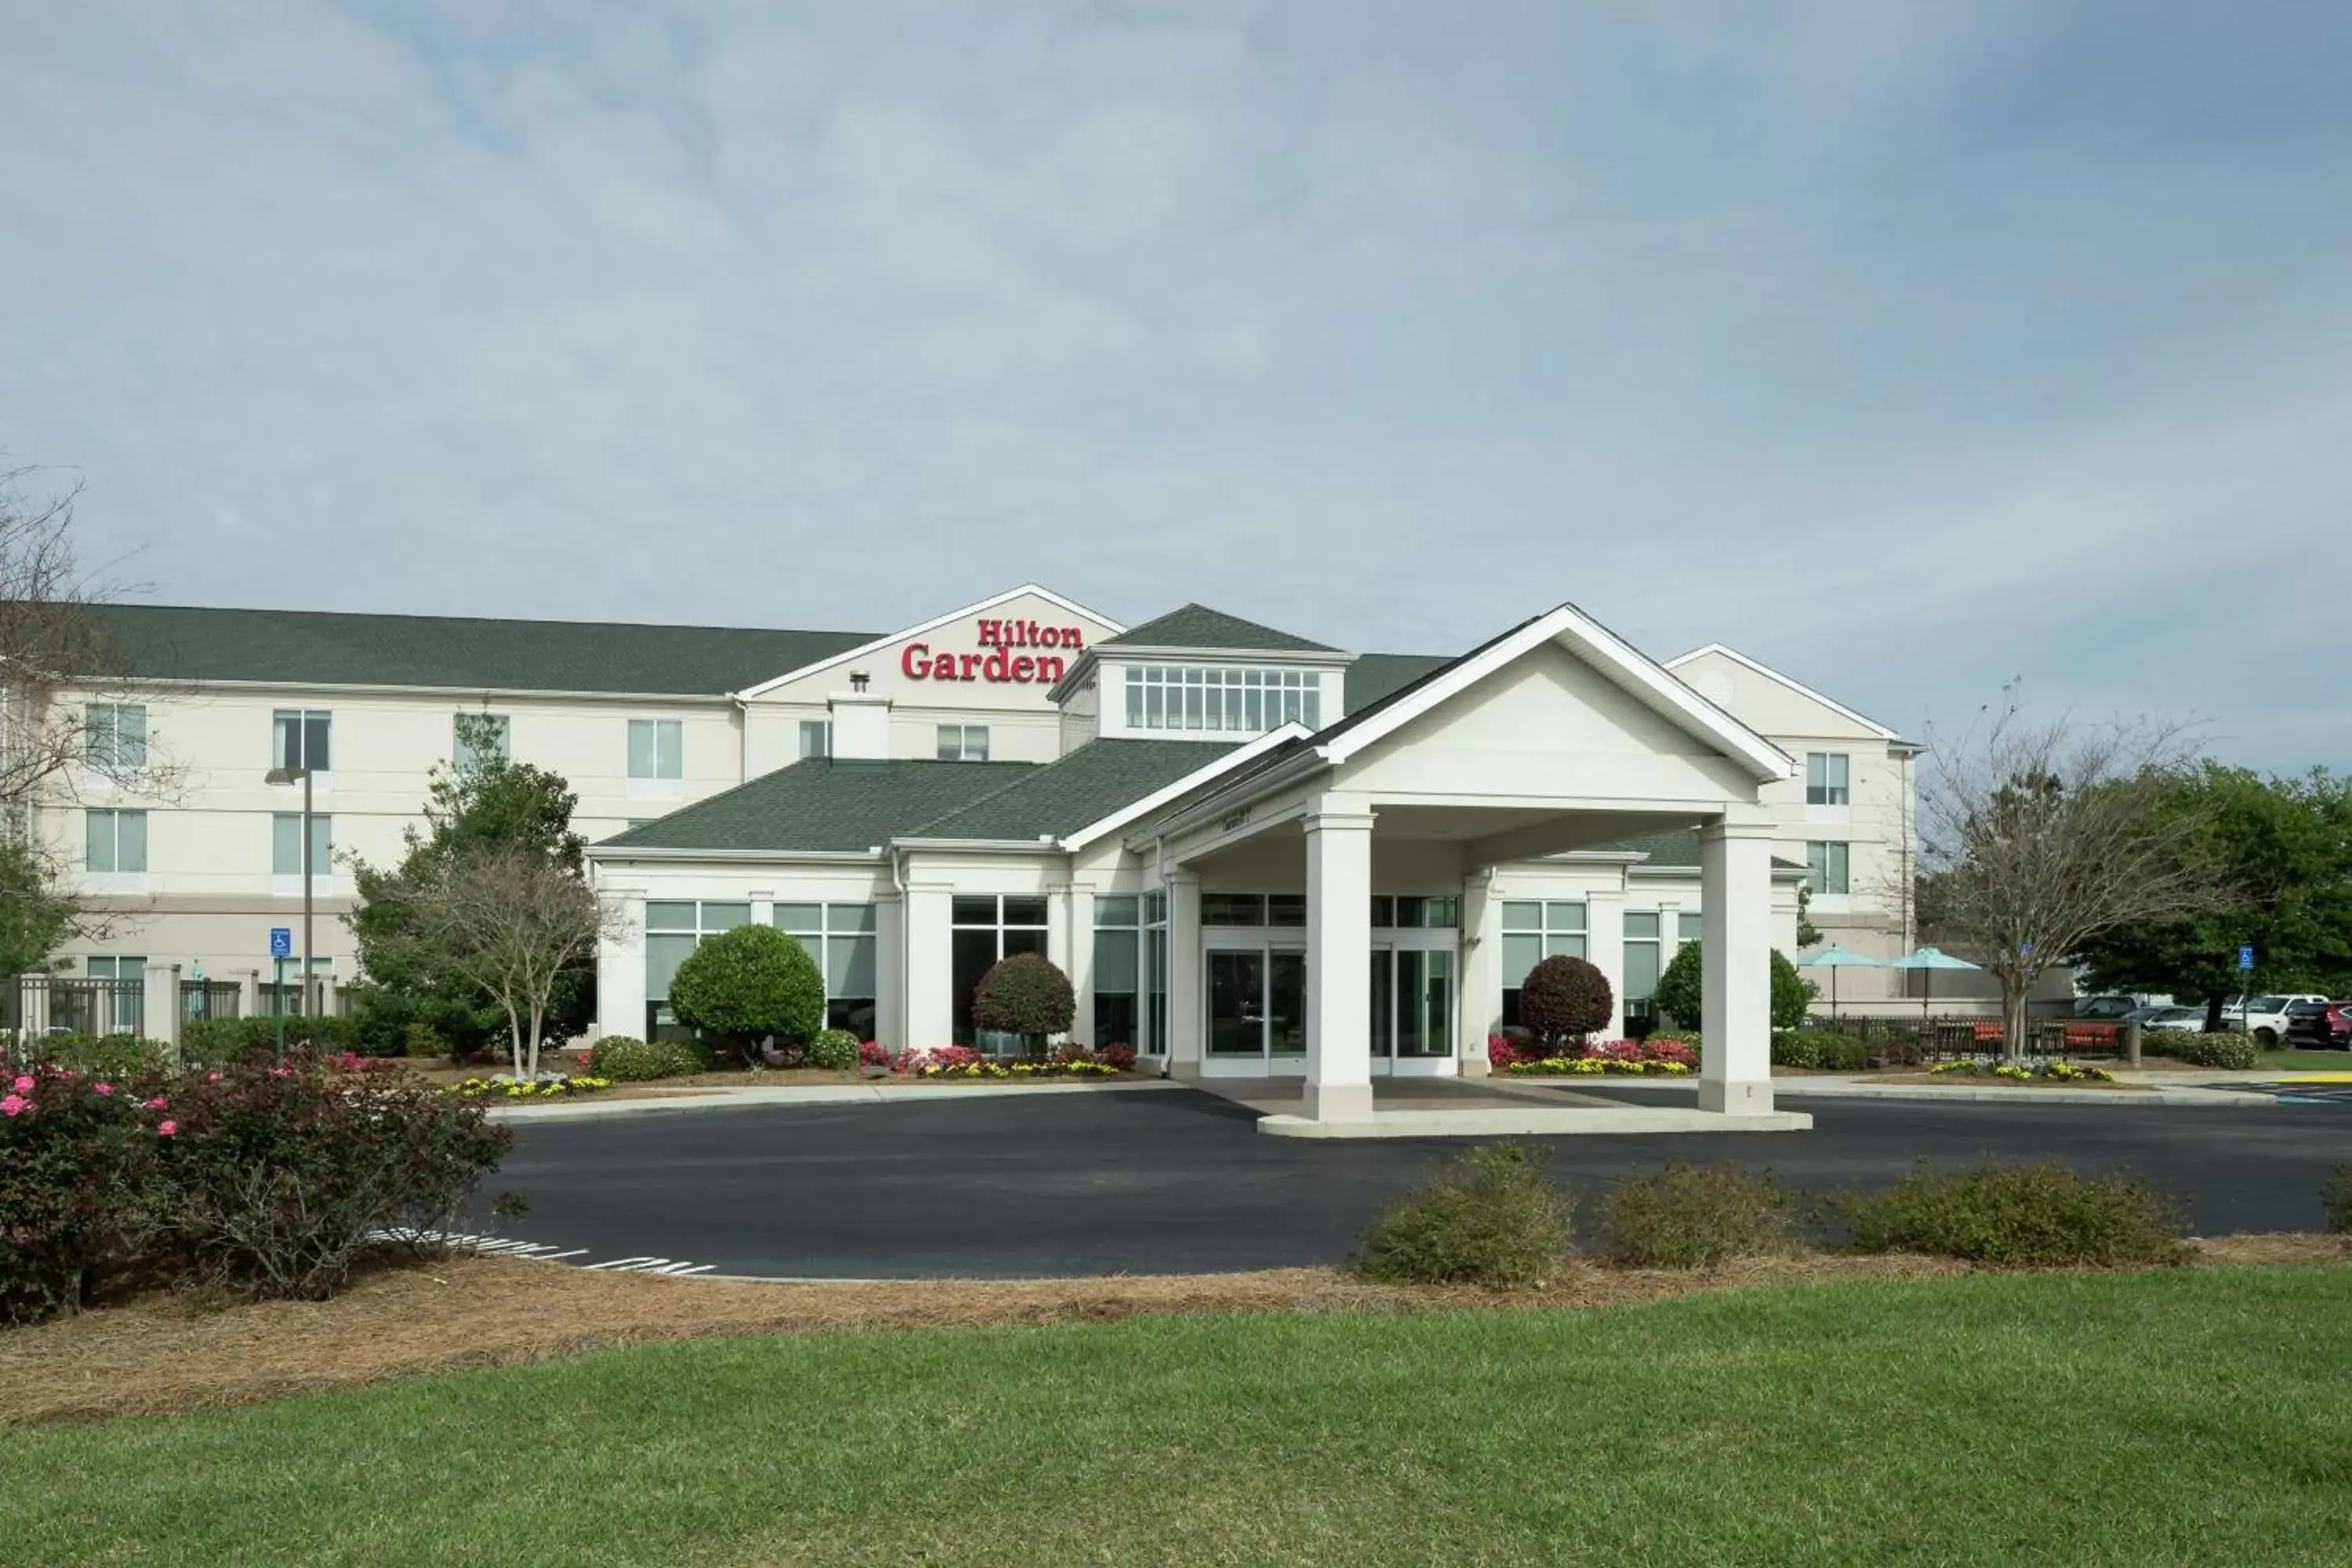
[1806,841,1851,895]
[271,813,333,877]
[83,955,148,1033]
[798,720,831,760]
[1624,912,1662,1005]
[1200,893,1308,927]
[84,702,147,772]
[1806,752,1849,807]
[1678,912,1704,945]
[1370,896,1460,928]
[644,900,752,1033]
[628,718,683,779]
[936,724,990,762]
[1500,901,1585,1028]
[773,902,877,1036]
[272,709,331,771]
[1123,666,1322,734]
[85,808,147,873]
[1094,895,1141,1049]
[453,713,510,769]
[950,894,1047,1047]
[1145,891,1168,1055]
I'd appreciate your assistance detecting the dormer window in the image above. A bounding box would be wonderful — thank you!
[1123,666,1321,734]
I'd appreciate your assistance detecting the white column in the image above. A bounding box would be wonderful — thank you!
[903,882,955,1047]
[1700,818,1776,1114]
[1458,868,1498,1075]
[1585,886,1626,1040]
[143,962,180,1051]
[749,891,774,929]
[874,893,905,1047]
[597,889,647,1040]
[1305,798,1376,1122]
[1165,872,1202,1076]
[1059,884,1095,1044]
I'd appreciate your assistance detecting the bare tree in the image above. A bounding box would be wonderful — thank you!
[373,842,615,1079]
[1911,693,2230,1058]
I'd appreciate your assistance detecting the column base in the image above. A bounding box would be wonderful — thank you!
[1698,1077,1776,1116]
[1304,1080,1374,1123]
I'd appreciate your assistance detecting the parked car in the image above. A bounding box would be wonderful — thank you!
[2071,994,2146,1021]
[2222,994,2330,1046]
[2282,999,2352,1049]
[2132,1006,2208,1035]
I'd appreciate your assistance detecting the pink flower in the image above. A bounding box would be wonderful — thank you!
[267,1066,292,1078]
[10,1075,31,1093]
[1,1094,27,1116]
[206,1072,222,1082]
[95,1082,115,1095]
[143,1095,169,1110]
[156,1120,178,1137]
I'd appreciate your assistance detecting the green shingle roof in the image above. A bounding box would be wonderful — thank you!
[88,604,878,695]
[1344,652,1453,715]
[1099,603,1335,653]
[913,740,1240,841]
[604,760,1037,853]
[1609,829,1701,867]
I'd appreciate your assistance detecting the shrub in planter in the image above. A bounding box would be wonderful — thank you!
[971,953,1076,1051]
[1518,955,1612,1048]
[1594,1161,1805,1268]
[1772,1029,1871,1072]
[586,1035,710,1082]
[857,1040,891,1069]
[1353,1142,1574,1287]
[668,925,825,1060]
[1838,1160,2189,1267]
[805,1029,861,1071]
[1487,1033,1528,1071]
[1653,944,1816,1031]
[1095,1041,1138,1072]
[2322,1164,2352,1236]
[0,1065,172,1323]
[153,1058,512,1300]
[2149,1032,2258,1071]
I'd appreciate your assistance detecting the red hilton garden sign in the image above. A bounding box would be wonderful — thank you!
[900,618,1083,685]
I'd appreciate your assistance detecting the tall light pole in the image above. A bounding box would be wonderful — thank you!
[264,765,315,1018]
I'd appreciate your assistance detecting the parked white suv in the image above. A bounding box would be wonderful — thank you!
[2223,994,2329,1046]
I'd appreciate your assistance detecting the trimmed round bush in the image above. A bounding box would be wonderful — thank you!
[586,1035,710,1082]
[972,953,1076,1044]
[668,924,825,1053]
[1838,1160,2189,1267]
[1519,955,1613,1046]
[805,1029,861,1071]
[1595,1161,1805,1268]
[2150,1032,2258,1071]
[1354,1142,1574,1287]
[1651,943,1817,1032]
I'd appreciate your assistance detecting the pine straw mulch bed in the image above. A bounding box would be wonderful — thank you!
[5,1235,2342,1428]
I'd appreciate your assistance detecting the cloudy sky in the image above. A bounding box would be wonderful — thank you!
[3,2,2348,769]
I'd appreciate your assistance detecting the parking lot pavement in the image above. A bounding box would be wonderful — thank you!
[473,1083,2352,1280]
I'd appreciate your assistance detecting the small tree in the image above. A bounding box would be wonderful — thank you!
[1519,954,1612,1048]
[668,924,824,1061]
[972,952,1075,1054]
[369,843,613,1079]
[1651,942,1817,1033]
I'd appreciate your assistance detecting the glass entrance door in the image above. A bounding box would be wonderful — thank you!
[1207,946,1307,1062]
[1370,945,1455,1071]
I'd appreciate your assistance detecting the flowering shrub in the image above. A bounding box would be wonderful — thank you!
[804,1029,862,1071]
[0,1065,172,1323]
[1929,1059,2116,1083]
[588,1035,711,1082]
[325,1051,408,1076]
[443,1075,614,1100]
[887,1044,1129,1078]
[1488,1034,1528,1071]
[857,1040,891,1069]
[1508,1056,1693,1076]
[1504,1037,1698,1076]
[2147,1032,2259,1071]
[1095,1042,1138,1072]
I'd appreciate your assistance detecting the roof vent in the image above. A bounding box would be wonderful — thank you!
[850,671,869,692]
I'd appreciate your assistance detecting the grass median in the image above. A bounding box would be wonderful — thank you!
[7,1263,2350,1566]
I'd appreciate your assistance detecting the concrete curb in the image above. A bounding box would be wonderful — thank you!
[489,1078,1185,1124]
[1770,1080,2269,1107]
[1259,1106,1814,1138]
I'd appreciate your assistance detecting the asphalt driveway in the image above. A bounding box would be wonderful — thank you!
[477,1084,2352,1279]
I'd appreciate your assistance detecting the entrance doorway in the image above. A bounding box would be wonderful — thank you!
[1205,946,1305,1069]
[1370,943,1456,1075]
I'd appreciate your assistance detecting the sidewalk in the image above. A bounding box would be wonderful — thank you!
[1768,1071,2277,1107]
[489,1077,1185,1123]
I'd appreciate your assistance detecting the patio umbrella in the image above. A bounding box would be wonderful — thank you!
[1797,945,1886,1021]
[1889,946,1982,1022]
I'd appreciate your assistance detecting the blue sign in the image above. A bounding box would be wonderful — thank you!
[2238,944,2255,972]
[269,927,293,960]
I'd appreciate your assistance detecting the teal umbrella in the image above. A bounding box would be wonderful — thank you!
[1798,945,1886,1020]
[1889,946,1981,1021]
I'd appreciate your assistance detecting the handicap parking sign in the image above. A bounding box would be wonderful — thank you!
[2238,944,2254,971]
[270,927,293,960]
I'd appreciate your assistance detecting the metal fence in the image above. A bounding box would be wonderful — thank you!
[1799,1014,2127,1062]
[180,979,243,1022]
[7,975,147,1040]
[255,981,352,1018]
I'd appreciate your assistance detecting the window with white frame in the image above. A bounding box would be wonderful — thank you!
[1094,895,1141,1049]
[272,709,331,771]
[453,713,510,769]
[950,894,1047,1047]
[628,718,683,779]
[83,955,148,1033]
[644,900,751,1033]
[1123,666,1322,734]
[84,702,147,773]
[271,813,332,877]
[1624,912,1662,1006]
[936,724,990,762]
[1370,896,1460,928]
[1806,751,1850,807]
[1678,911,1704,945]
[772,902,877,1035]
[798,720,831,760]
[85,808,147,873]
[1145,890,1168,1055]
[1500,900,1584,1028]
[1806,841,1851,895]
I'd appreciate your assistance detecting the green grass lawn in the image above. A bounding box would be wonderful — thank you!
[8,1267,2351,1566]
[2254,1047,2352,1073]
